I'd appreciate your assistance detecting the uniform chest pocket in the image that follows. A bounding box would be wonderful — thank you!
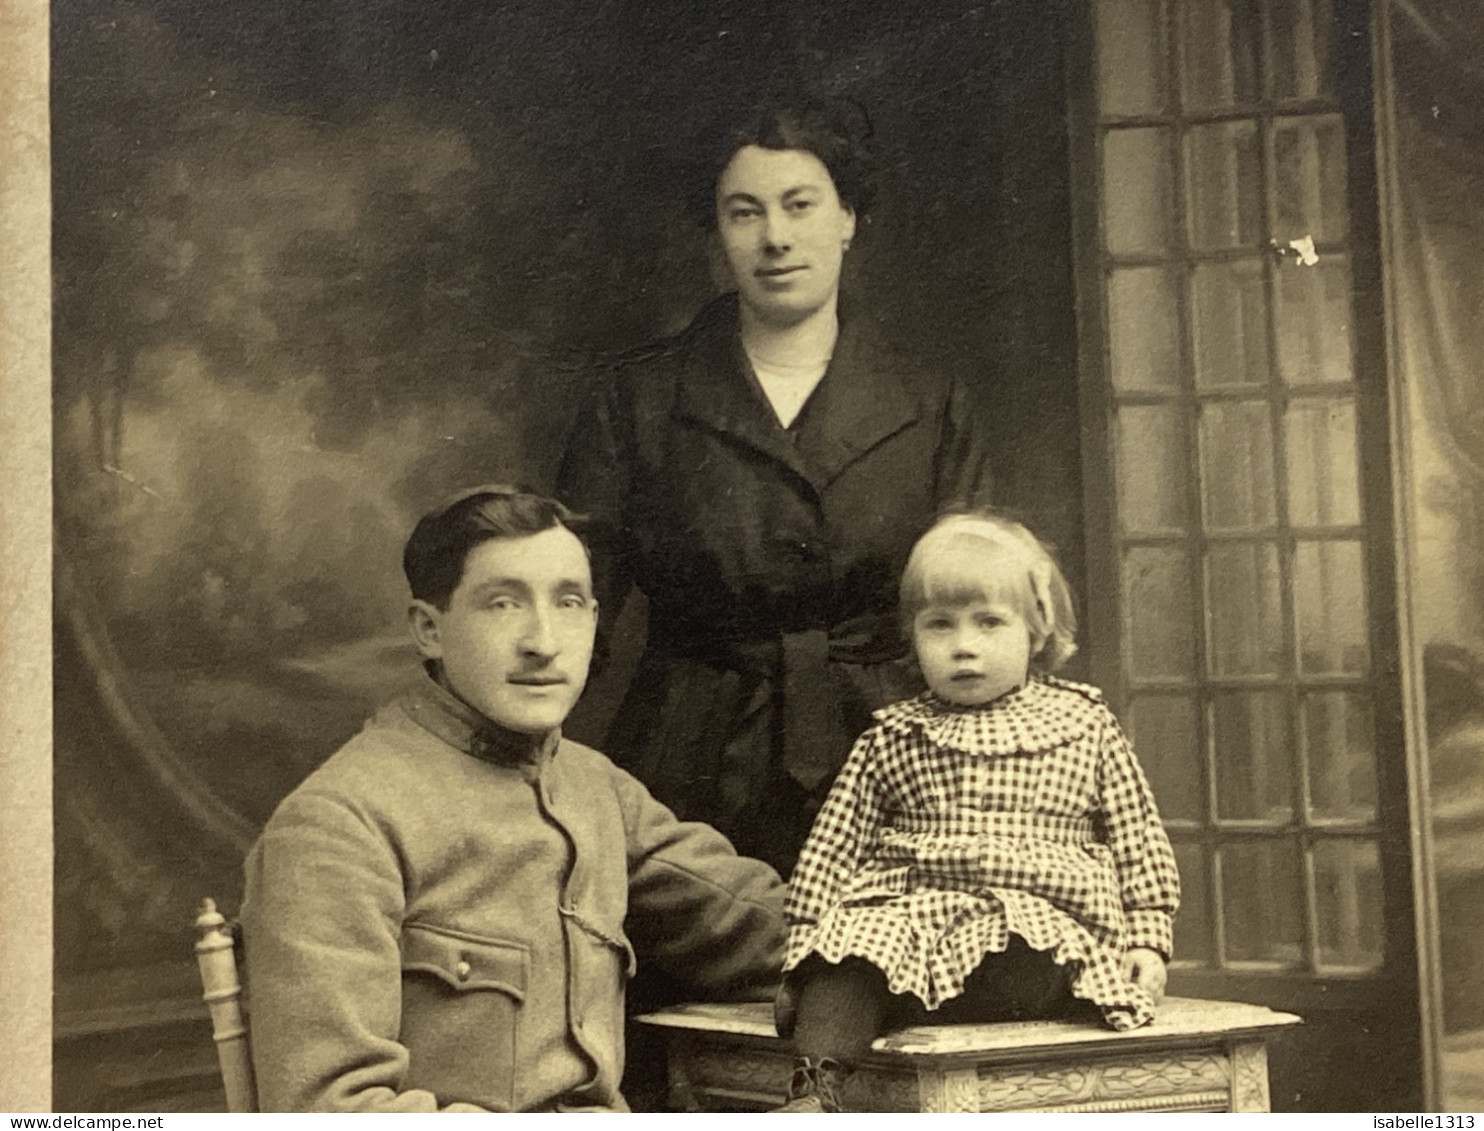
[399,923,528,1111]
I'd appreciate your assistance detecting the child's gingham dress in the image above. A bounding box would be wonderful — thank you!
[783,675,1180,1031]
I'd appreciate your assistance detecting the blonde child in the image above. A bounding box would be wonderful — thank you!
[774,512,1180,1112]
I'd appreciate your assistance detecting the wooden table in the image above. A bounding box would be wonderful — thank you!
[636,997,1301,1113]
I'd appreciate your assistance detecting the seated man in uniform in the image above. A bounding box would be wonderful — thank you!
[241,486,786,1112]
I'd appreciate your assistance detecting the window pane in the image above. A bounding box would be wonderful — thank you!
[1173,842,1213,964]
[1275,256,1354,386]
[1096,0,1168,116]
[1207,542,1284,677]
[1186,121,1263,249]
[1104,128,1175,255]
[1314,839,1383,971]
[1286,398,1361,527]
[1200,400,1276,530]
[1191,260,1269,388]
[1118,404,1190,532]
[1268,0,1336,101]
[1221,841,1304,964]
[1178,0,1260,109]
[1294,540,1369,674]
[1130,695,1202,820]
[1109,267,1181,391]
[1125,547,1197,680]
[1212,690,1293,821]
[1271,114,1349,243]
[1305,692,1377,821]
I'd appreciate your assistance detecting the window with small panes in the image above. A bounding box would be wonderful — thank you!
[1078,0,1387,982]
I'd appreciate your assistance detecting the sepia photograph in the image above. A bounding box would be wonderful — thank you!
[4,0,1483,1114]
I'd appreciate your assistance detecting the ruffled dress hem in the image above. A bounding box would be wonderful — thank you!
[788,920,1154,1032]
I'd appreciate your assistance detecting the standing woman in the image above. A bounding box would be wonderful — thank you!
[559,97,994,876]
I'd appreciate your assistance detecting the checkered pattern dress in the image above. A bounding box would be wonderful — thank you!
[783,675,1180,1031]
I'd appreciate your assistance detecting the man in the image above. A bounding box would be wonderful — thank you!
[241,486,786,1112]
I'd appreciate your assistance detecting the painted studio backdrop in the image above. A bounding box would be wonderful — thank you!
[49,0,1484,1114]
[50,0,1080,1109]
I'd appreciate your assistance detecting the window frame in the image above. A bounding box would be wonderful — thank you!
[1064,0,1421,1025]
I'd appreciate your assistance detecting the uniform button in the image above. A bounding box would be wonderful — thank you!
[456,958,472,981]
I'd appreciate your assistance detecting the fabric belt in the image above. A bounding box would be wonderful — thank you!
[977,812,1099,846]
[888,813,1099,847]
[883,814,1099,849]
[649,611,905,792]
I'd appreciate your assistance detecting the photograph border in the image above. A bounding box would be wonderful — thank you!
[1,0,54,1112]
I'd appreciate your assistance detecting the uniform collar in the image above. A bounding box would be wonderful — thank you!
[400,666,560,768]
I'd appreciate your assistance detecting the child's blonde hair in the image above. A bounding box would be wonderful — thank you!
[900,510,1078,672]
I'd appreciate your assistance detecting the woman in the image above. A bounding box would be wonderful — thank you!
[558,97,994,876]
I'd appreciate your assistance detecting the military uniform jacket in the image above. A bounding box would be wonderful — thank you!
[241,674,786,1112]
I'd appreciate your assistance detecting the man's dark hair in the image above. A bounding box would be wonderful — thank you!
[684,93,876,230]
[402,485,589,610]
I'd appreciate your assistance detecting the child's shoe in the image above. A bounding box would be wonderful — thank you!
[771,1057,850,1112]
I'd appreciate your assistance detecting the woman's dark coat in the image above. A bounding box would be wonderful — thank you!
[558,293,995,874]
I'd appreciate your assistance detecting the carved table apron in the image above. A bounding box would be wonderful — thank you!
[635,997,1301,1113]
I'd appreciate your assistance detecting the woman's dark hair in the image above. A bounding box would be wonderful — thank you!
[402,484,589,610]
[685,94,876,229]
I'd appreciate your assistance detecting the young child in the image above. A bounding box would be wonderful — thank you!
[774,511,1181,1112]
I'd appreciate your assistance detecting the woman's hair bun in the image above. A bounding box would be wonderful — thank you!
[681,87,876,229]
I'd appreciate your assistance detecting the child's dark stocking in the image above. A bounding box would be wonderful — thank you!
[774,957,891,1112]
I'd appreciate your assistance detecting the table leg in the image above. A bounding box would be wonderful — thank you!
[1230,1041,1272,1112]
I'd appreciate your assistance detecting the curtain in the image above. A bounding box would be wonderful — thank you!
[1388,0,1484,1051]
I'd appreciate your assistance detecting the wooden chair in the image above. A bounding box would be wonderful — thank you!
[192,898,258,1113]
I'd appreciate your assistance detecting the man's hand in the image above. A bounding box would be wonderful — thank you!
[1121,947,1168,1003]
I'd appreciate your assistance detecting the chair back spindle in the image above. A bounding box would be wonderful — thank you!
[193,897,258,1113]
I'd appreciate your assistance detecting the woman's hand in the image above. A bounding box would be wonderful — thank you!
[1121,947,1168,1003]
